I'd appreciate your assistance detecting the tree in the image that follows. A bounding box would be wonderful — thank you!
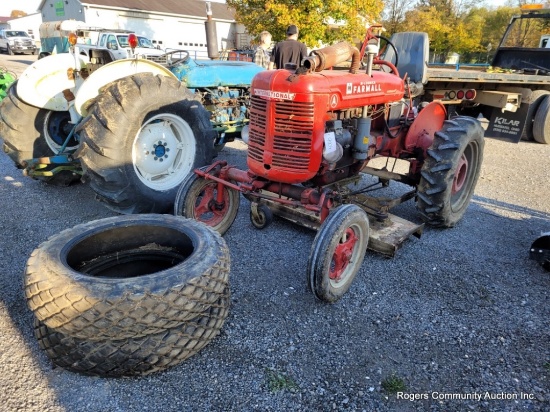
[382,0,412,35]
[10,10,27,18]
[226,0,385,47]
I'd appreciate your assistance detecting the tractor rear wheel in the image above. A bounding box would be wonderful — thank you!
[0,81,80,185]
[174,167,240,236]
[416,116,484,227]
[532,95,550,144]
[25,214,230,340]
[307,204,369,303]
[76,73,216,214]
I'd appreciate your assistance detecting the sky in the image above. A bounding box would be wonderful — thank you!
[0,0,42,17]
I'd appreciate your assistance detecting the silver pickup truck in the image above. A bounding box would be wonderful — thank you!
[0,30,38,55]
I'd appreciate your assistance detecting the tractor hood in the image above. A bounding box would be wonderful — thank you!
[172,59,264,88]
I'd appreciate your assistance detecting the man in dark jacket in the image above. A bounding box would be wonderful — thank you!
[268,25,307,70]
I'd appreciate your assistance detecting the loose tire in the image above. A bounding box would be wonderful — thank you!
[76,73,217,214]
[521,90,550,141]
[532,95,550,144]
[0,81,80,185]
[174,167,240,236]
[25,214,230,340]
[307,204,370,303]
[416,116,484,227]
[34,287,230,377]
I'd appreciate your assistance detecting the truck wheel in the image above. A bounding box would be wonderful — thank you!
[416,116,484,227]
[34,287,230,377]
[174,167,240,236]
[0,81,80,185]
[307,204,369,303]
[521,90,549,141]
[532,95,550,144]
[77,72,216,214]
[25,214,230,340]
[7,45,14,55]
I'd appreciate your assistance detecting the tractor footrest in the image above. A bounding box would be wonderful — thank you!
[253,196,423,257]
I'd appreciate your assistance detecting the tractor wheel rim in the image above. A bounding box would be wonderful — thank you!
[132,113,196,191]
[193,182,231,226]
[329,227,359,287]
[452,153,469,195]
[43,111,78,153]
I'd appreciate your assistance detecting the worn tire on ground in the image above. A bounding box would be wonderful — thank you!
[76,73,217,214]
[34,287,230,377]
[25,214,230,340]
[416,116,484,227]
[0,81,80,185]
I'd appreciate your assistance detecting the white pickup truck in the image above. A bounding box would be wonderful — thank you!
[0,29,38,55]
[38,20,165,62]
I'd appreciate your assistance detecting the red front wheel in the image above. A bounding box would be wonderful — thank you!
[307,204,370,303]
[174,167,240,235]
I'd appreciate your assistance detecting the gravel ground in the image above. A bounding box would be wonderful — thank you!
[0,54,549,411]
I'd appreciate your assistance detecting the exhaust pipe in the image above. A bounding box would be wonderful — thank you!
[302,42,361,74]
[205,2,219,60]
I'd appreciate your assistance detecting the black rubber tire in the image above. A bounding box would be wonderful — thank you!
[521,90,550,141]
[76,73,217,214]
[416,116,485,227]
[307,204,370,303]
[532,95,550,144]
[34,286,230,377]
[25,214,230,340]
[7,45,14,55]
[174,167,240,236]
[250,203,273,229]
[0,81,80,185]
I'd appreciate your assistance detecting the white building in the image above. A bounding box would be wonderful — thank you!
[36,0,252,54]
[6,13,43,46]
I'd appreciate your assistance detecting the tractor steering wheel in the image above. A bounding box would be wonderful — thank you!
[361,35,399,71]
[165,50,190,67]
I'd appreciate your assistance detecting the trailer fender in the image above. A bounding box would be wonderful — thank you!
[74,59,178,117]
[17,53,89,111]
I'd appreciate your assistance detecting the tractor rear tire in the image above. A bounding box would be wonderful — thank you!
[174,167,240,236]
[521,90,550,141]
[416,116,484,227]
[0,81,80,185]
[307,204,369,303]
[532,95,550,144]
[25,214,230,340]
[76,73,217,214]
[34,287,230,377]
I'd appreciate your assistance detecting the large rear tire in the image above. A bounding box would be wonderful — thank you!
[76,73,217,214]
[416,116,484,227]
[25,214,230,340]
[0,81,79,185]
[34,286,230,377]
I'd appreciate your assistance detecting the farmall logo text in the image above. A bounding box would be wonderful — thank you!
[346,81,382,95]
[494,117,520,127]
[254,89,296,100]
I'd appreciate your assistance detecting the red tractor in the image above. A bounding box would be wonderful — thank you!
[174,34,484,303]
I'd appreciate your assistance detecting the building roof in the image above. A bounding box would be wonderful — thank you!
[38,0,234,20]
[0,16,10,24]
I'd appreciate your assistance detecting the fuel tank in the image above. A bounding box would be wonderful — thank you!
[247,68,405,184]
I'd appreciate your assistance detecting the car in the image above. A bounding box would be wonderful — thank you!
[0,30,38,55]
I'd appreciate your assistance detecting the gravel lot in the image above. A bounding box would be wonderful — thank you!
[1,54,549,412]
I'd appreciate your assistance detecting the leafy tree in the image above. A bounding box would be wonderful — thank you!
[226,0,385,47]
[10,10,27,18]
[382,0,412,34]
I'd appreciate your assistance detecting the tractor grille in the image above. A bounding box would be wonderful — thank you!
[248,96,314,171]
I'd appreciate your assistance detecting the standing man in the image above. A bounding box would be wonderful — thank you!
[268,25,307,70]
[253,31,272,69]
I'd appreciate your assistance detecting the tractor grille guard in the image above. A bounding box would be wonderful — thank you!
[248,96,315,172]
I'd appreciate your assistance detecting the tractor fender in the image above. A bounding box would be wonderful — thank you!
[74,58,178,117]
[404,101,446,154]
[17,53,90,111]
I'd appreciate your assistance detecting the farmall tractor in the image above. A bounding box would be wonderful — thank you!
[174,33,485,302]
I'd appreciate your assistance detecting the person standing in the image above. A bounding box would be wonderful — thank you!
[253,31,272,69]
[268,25,307,70]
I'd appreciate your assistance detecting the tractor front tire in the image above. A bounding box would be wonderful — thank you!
[25,214,230,340]
[0,81,79,185]
[416,116,484,227]
[307,204,369,303]
[76,73,216,214]
[34,287,230,377]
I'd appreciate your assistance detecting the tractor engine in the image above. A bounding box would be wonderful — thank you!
[246,43,405,186]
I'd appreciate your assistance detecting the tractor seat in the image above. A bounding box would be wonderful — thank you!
[382,32,429,85]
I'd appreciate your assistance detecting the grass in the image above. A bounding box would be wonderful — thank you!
[265,368,299,393]
[381,373,407,394]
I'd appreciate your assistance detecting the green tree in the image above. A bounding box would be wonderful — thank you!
[226,0,385,47]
